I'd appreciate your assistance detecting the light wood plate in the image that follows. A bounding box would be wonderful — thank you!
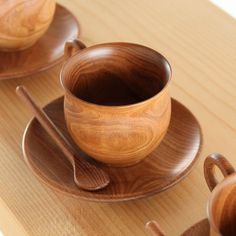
[0,4,80,80]
[181,219,210,236]
[22,97,202,202]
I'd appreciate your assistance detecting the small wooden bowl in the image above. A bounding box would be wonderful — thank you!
[61,42,172,167]
[0,0,56,51]
[0,4,80,80]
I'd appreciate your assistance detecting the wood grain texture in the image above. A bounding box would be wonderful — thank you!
[146,220,166,236]
[0,0,56,51]
[62,40,172,166]
[145,219,210,236]
[181,219,210,236]
[17,86,109,191]
[0,4,80,80]
[22,97,201,201]
[146,155,236,236]
[0,198,29,236]
[205,155,236,236]
[204,153,235,191]
[0,0,236,235]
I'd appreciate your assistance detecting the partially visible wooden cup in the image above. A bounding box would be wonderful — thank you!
[61,39,172,167]
[0,0,56,51]
[145,154,236,236]
[204,153,236,236]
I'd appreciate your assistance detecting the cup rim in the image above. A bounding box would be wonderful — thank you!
[60,42,172,109]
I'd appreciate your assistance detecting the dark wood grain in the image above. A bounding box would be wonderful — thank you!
[1,1,236,235]
[204,153,235,191]
[0,4,80,80]
[17,86,109,191]
[205,154,236,236]
[64,39,86,58]
[22,96,202,202]
[181,219,210,236]
[61,40,172,167]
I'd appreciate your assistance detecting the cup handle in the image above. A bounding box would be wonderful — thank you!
[64,38,86,58]
[204,153,235,191]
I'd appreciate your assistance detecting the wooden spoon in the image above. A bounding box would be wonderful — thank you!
[16,85,110,191]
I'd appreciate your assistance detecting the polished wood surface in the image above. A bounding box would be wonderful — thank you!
[146,221,166,236]
[22,97,201,201]
[0,4,80,80]
[181,219,210,236]
[204,155,236,236]
[1,0,236,235]
[204,153,235,191]
[146,154,236,236]
[17,86,109,191]
[64,38,87,58]
[146,219,210,236]
[0,198,29,236]
[0,0,56,51]
[62,39,171,166]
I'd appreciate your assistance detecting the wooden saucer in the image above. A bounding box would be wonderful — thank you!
[22,97,202,202]
[0,4,80,80]
[181,219,210,236]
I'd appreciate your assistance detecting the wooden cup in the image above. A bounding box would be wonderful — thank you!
[204,153,236,236]
[0,0,56,51]
[60,39,172,167]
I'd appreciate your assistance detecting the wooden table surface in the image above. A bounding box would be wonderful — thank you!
[1,0,236,235]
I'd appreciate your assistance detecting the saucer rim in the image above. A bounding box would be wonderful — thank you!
[22,96,203,202]
[0,4,81,80]
[181,218,209,236]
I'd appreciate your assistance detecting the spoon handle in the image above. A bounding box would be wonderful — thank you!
[16,85,76,166]
[145,221,166,236]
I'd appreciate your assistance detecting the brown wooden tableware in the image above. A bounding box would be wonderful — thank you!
[146,219,210,236]
[181,219,210,236]
[22,96,202,202]
[146,154,236,236]
[145,221,166,236]
[61,39,172,167]
[0,4,80,80]
[16,86,109,191]
[204,153,236,236]
[0,0,56,51]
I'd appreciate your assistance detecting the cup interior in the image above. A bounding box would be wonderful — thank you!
[208,176,236,236]
[61,43,171,106]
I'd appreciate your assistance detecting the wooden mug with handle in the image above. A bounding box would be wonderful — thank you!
[146,153,236,236]
[204,153,236,236]
[61,38,172,167]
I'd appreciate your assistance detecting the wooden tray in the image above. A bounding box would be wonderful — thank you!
[22,97,202,202]
[0,4,80,80]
